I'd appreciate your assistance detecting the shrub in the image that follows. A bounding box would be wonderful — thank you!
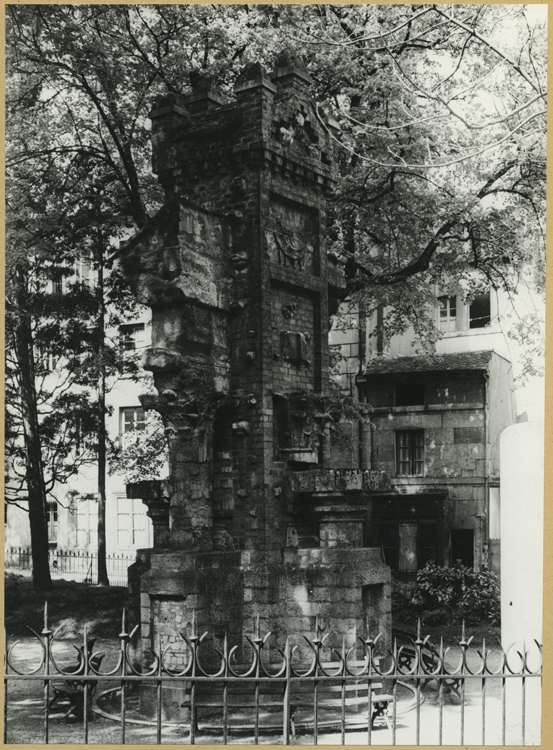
[391,580,420,622]
[415,561,500,625]
[391,562,501,627]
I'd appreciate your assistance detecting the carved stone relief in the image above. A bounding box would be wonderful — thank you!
[265,197,318,274]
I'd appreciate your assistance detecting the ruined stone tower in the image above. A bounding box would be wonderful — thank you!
[117,53,391,661]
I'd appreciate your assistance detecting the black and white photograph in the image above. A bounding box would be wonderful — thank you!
[4,3,547,745]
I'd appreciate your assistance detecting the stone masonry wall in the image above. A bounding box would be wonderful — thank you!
[119,56,392,678]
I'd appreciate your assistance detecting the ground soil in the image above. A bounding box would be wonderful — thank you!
[5,573,129,639]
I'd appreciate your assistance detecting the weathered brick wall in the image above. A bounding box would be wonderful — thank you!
[119,57,392,680]
[364,371,490,568]
[367,372,487,479]
[140,58,339,554]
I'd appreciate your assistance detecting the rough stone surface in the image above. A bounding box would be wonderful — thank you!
[118,58,391,679]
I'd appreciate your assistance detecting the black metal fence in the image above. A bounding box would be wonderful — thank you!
[4,547,135,587]
[4,606,542,745]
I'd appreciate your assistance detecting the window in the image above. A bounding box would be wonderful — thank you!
[396,430,424,476]
[469,293,491,329]
[47,501,59,542]
[450,529,474,567]
[35,345,59,373]
[74,497,98,549]
[395,381,425,407]
[378,521,439,572]
[116,496,151,549]
[437,295,457,332]
[119,323,145,352]
[120,406,146,447]
[75,258,93,288]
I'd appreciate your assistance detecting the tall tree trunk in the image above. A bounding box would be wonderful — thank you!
[13,264,53,591]
[96,237,109,586]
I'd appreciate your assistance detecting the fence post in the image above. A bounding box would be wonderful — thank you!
[282,637,291,745]
[42,601,52,744]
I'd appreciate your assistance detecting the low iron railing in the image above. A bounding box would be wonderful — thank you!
[4,547,135,587]
[4,605,542,745]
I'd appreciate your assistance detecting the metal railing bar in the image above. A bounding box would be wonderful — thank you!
[43,603,51,745]
[460,676,465,745]
[282,639,291,745]
[438,677,443,745]
[120,677,126,744]
[6,671,542,683]
[391,676,397,746]
[83,628,90,744]
[156,676,162,745]
[415,676,420,745]
[481,675,486,746]
[365,680,371,746]
[313,681,319,745]
[83,681,90,743]
[190,681,196,745]
[340,678,345,745]
[254,680,260,745]
[522,674,526,745]
[222,680,228,745]
[501,673,506,745]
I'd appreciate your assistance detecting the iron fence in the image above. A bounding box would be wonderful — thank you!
[4,605,542,745]
[4,547,135,587]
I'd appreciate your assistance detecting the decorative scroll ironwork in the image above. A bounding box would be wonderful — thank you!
[4,604,542,745]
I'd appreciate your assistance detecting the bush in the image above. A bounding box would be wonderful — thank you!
[392,562,500,627]
[391,580,420,623]
[416,561,500,625]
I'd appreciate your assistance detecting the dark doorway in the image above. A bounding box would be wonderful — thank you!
[379,522,399,570]
[450,529,474,567]
[417,522,439,568]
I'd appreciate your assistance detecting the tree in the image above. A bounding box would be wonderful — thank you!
[285,5,545,361]
[5,103,146,589]
[8,5,545,325]
[6,6,545,585]
[109,409,169,486]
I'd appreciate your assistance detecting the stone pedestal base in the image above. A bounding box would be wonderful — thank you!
[138,547,391,662]
[137,547,391,720]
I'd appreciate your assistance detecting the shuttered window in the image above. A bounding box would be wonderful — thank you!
[396,430,425,476]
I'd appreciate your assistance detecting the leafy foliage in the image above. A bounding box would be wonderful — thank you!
[109,409,169,485]
[5,6,545,507]
[393,561,501,626]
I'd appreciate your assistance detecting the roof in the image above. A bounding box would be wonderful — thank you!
[360,350,495,377]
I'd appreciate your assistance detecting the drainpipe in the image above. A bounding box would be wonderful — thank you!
[483,371,490,570]
[358,302,366,372]
[357,302,368,470]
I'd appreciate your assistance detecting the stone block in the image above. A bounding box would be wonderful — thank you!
[454,427,485,444]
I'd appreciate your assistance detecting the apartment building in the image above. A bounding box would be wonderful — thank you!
[329,282,532,574]
[5,266,155,561]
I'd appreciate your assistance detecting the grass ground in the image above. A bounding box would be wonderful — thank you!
[4,572,129,639]
[4,573,501,646]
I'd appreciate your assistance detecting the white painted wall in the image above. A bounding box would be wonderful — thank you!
[500,421,544,648]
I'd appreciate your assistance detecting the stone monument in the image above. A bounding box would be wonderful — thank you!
[116,54,391,678]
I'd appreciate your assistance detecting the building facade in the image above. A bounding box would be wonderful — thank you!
[329,283,521,575]
[5,312,155,565]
